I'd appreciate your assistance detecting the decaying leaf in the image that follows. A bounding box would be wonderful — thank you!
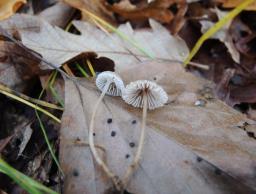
[104,0,175,23]
[105,0,187,34]
[60,61,256,194]
[62,0,115,24]
[216,0,256,11]
[0,135,13,153]
[200,8,240,63]
[0,14,189,71]
[39,2,75,28]
[0,0,26,20]
[0,40,43,85]
[17,124,33,157]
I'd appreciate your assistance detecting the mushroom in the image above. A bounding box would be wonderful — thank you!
[122,80,168,187]
[89,71,124,190]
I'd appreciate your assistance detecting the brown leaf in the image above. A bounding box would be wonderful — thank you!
[104,0,175,23]
[200,8,240,63]
[216,0,256,11]
[0,135,13,153]
[39,2,75,28]
[230,84,256,104]
[62,0,115,24]
[60,61,256,193]
[104,0,187,34]
[0,14,189,71]
[0,40,43,83]
[0,0,26,20]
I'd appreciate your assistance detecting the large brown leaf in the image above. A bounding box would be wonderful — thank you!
[0,14,189,71]
[60,61,256,194]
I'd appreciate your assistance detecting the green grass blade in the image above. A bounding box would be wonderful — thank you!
[183,0,255,66]
[35,111,64,176]
[49,86,64,108]
[0,158,58,194]
[49,71,64,107]
[76,62,89,78]
[0,90,61,123]
[0,84,63,110]
[80,8,155,59]
[86,60,96,77]
[35,71,64,176]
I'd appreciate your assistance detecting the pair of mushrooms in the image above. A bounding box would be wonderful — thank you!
[89,71,168,191]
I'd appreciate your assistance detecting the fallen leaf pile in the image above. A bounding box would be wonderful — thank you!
[60,61,256,193]
[0,1,256,194]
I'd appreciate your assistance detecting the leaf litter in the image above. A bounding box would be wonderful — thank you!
[0,1,256,194]
[60,60,256,193]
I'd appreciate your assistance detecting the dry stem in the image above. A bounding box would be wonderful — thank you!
[89,80,122,190]
[123,94,148,188]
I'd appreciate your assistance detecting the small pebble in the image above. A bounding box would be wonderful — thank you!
[194,99,206,107]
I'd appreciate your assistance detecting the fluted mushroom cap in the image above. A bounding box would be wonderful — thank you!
[96,71,124,96]
[122,80,168,110]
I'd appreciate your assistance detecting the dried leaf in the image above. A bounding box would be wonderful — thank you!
[62,0,115,24]
[216,0,256,11]
[105,0,187,34]
[104,0,175,23]
[0,14,189,71]
[17,124,33,157]
[0,40,43,83]
[200,8,240,63]
[0,135,13,153]
[39,2,75,28]
[60,61,256,193]
[0,0,26,20]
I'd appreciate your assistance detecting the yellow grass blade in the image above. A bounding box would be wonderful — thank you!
[183,0,255,66]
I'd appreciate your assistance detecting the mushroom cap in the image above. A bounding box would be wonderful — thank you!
[122,80,168,110]
[96,71,124,96]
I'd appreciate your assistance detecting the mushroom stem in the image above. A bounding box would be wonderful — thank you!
[89,80,122,190]
[123,93,148,188]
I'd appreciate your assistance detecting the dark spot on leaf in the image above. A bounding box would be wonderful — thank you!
[214,168,222,175]
[111,131,116,137]
[234,103,249,113]
[71,183,75,189]
[107,0,121,5]
[125,154,130,159]
[197,157,203,162]
[131,120,136,124]
[247,131,255,139]
[129,142,135,148]
[124,190,134,194]
[73,169,79,177]
[76,137,81,141]
[107,118,112,124]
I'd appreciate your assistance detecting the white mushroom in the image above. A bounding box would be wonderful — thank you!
[122,80,168,110]
[89,71,124,190]
[96,71,124,96]
[122,80,168,187]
